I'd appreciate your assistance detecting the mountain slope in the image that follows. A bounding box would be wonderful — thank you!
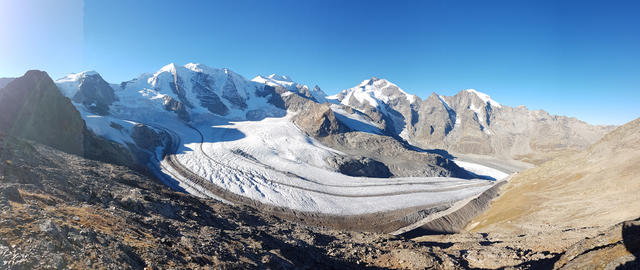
[467,117,640,235]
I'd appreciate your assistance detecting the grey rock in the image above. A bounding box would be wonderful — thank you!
[190,72,229,115]
[326,155,392,178]
[71,72,117,116]
[221,73,248,110]
[1,185,24,203]
[39,220,60,236]
[162,96,190,121]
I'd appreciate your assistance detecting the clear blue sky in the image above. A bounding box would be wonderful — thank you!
[1,0,639,125]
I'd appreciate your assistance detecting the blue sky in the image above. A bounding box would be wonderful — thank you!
[0,0,638,125]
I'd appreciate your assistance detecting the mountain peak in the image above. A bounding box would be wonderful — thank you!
[266,74,293,82]
[57,70,100,82]
[184,62,217,74]
[358,77,386,87]
[159,63,177,73]
[462,89,501,108]
[252,74,296,88]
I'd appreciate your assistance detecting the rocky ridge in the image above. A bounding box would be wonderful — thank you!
[331,78,616,164]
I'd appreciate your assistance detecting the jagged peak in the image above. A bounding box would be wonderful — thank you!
[347,77,416,104]
[56,70,101,83]
[357,77,386,87]
[252,74,296,89]
[266,74,292,82]
[184,62,218,74]
[461,89,501,108]
[158,62,177,73]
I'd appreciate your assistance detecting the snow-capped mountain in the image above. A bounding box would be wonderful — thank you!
[57,71,118,115]
[327,77,419,135]
[252,73,327,103]
[328,77,418,107]
[114,63,279,121]
[332,79,615,162]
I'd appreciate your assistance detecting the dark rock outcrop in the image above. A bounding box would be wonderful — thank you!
[0,70,135,168]
[191,73,229,115]
[162,96,190,121]
[0,70,88,155]
[326,155,392,178]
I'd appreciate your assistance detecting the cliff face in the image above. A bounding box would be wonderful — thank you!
[0,70,87,155]
[0,70,134,168]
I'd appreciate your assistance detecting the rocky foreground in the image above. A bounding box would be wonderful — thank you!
[1,133,639,269]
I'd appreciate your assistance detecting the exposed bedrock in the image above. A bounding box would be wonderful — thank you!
[554,218,640,269]
[326,155,392,178]
[321,132,472,178]
[127,124,171,166]
[162,96,190,121]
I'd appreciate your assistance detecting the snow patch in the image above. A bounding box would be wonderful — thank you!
[464,89,501,108]
[330,104,382,134]
[454,160,508,180]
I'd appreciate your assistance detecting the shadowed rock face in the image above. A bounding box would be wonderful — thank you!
[191,73,229,115]
[0,70,135,169]
[0,70,87,156]
[71,73,117,115]
[553,218,640,269]
[162,96,190,121]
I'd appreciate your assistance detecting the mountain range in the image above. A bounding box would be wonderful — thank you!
[0,64,638,269]
[53,63,615,166]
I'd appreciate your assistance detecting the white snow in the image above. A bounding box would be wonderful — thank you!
[438,95,453,112]
[251,74,327,103]
[338,78,417,108]
[454,160,508,180]
[55,71,99,98]
[465,89,502,108]
[329,104,382,134]
[469,103,484,123]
